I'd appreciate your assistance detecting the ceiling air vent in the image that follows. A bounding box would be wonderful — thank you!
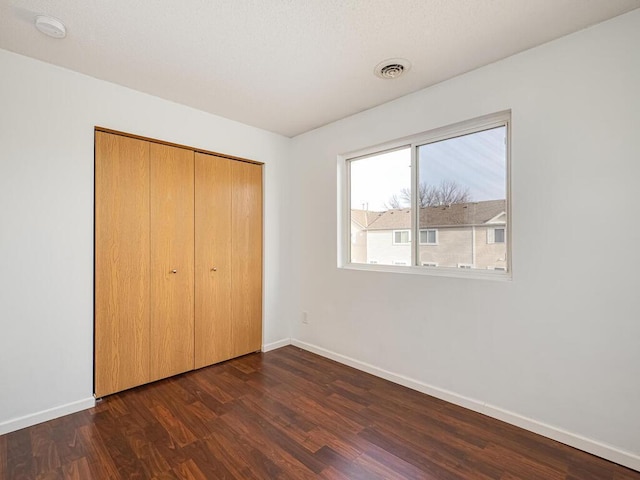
[374,58,411,79]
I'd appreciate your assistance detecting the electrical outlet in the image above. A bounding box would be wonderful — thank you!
[302,311,309,324]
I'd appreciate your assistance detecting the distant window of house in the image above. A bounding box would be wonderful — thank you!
[420,229,437,245]
[393,230,411,245]
[488,227,506,244]
[344,111,510,279]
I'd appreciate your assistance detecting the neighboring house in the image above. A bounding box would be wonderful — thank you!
[349,210,367,264]
[352,199,507,270]
[349,209,381,264]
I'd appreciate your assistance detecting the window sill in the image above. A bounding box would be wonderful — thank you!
[340,262,512,281]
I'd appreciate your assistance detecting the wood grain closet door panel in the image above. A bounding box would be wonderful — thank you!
[194,153,233,368]
[95,132,150,397]
[231,161,263,357]
[149,143,195,381]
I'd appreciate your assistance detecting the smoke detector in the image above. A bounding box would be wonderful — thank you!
[374,58,411,79]
[35,15,67,39]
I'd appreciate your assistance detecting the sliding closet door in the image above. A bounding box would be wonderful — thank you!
[94,132,150,397]
[194,153,233,368]
[149,143,195,381]
[231,161,263,357]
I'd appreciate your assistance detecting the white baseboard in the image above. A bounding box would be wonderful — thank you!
[0,397,96,435]
[0,341,294,435]
[262,337,291,352]
[291,339,640,472]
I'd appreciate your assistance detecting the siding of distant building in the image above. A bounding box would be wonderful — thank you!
[475,225,507,270]
[359,224,506,269]
[350,221,368,263]
[366,230,411,265]
[350,200,507,270]
[418,227,473,267]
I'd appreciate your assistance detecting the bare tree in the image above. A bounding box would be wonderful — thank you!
[429,180,471,207]
[384,194,402,209]
[388,180,471,208]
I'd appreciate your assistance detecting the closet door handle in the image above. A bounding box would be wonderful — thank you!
[170,269,177,274]
[211,267,218,272]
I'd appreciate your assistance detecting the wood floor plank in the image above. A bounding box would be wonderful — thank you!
[0,433,7,479]
[76,424,120,479]
[313,446,382,480]
[115,413,171,477]
[358,425,492,480]
[212,414,285,477]
[173,458,208,480]
[93,410,149,479]
[30,423,61,477]
[222,398,322,478]
[174,440,236,480]
[223,408,316,480]
[47,416,86,468]
[2,346,640,480]
[357,447,439,479]
[200,432,256,480]
[6,428,35,479]
[60,457,92,480]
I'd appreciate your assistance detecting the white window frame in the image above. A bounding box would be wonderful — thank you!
[419,229,438,245]
[392,229,411,245]
[338,111,511,281]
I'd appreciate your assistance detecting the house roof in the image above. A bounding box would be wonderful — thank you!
[350,209,382,228]
[363,199,506,230]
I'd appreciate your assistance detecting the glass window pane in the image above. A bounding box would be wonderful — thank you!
[350,148,411,265]
[494,228,505,243]
[417,126,507,271]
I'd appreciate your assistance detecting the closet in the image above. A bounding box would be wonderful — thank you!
[94,130,262,397]
[193,153,263,367]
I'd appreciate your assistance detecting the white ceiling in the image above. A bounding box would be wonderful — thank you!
[1,1,638,137]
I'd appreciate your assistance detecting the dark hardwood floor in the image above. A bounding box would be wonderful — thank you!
[1,346,638,479]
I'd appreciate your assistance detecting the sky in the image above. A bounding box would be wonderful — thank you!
[350,126,506,211]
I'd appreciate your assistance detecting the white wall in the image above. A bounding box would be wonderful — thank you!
[2,8,640,470]
[0,49,292,433]
[290,10,640,470]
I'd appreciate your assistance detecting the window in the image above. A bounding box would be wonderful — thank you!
[345,111,510,278]
[487,227,506,244]
[420,229,437,245]
[393,230,411,245]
